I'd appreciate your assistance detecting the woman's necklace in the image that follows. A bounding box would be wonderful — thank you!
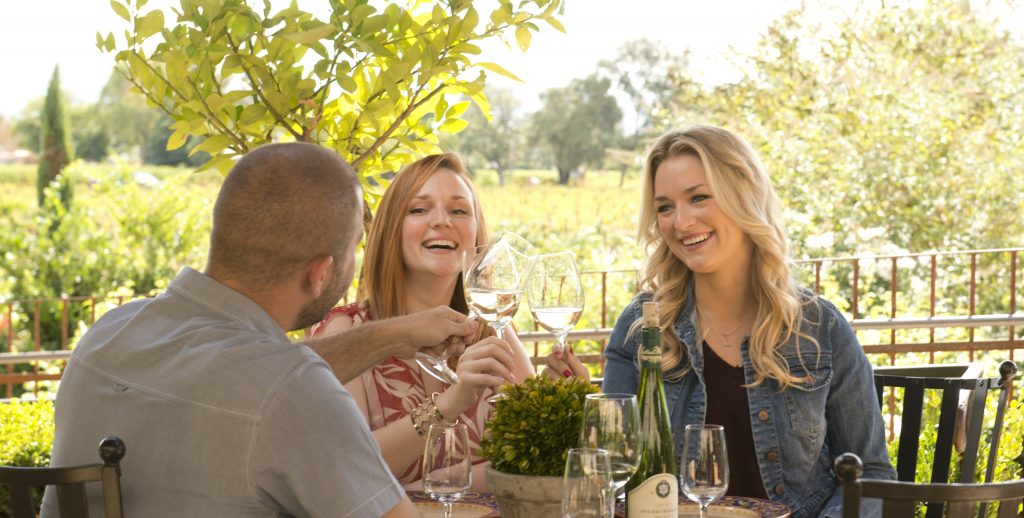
[698,309,755,348]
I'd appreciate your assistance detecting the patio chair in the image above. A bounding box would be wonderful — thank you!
[872,360,1017,518]
[835,452,1024,518]
[0,436,125,518]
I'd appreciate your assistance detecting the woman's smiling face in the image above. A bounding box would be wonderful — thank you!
[653,154,752,275]
[401,168,479,280]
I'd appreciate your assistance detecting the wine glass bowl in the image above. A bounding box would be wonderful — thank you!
[680,424,729,517]
[527,251,584,354]
[578,394,641,499]
[464,241,525,339]
[562,447,615,518]
[422,422,472,518]
[414,350,457,384]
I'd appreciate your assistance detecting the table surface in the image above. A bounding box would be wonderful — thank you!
[408,491,791,518]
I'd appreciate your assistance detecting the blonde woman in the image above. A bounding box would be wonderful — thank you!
[309,153,543,492]
[602,126,895,517]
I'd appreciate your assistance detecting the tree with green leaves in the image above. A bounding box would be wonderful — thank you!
[670,0,1024,256]
[99,0,564,205]
[37,67,74,209]
[532,74,622,185]
[457,85,522,185]
[597,38,694,186]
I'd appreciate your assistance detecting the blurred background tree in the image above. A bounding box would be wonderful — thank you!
[531,74,622,185]
[458,85,523,186]
[668,0,1024,256]
[36,67,74,210]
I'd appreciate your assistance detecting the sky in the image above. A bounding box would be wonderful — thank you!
[1,0,1021,120]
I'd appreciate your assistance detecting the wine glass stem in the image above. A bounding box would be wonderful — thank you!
[556,332,568,353]
[699,502,709,518]
[443,501,454,518]
[491,322,504,340]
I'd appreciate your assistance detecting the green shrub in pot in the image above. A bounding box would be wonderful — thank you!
[479,374,599,476]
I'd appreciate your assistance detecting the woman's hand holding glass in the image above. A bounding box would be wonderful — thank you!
[445,336,517,410]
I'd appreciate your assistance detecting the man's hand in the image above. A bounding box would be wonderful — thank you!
[388,306,479,359]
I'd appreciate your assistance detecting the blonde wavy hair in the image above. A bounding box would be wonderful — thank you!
[637,126,816,388]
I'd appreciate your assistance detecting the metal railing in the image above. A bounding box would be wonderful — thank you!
[3,248,1023,397]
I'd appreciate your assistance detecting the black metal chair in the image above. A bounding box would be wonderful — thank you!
[835,452,1024,518]
[872,361,1017,518]
[0,436,125,518]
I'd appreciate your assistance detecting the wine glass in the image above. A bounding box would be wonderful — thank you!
[562,447,615,518]
[464,241,525,339]
[578,394,640,500]
[528,251,584,354]
[422,422,472,518]
[681,424,729,517]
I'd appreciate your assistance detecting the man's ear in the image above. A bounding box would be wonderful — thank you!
[305,255,335,297]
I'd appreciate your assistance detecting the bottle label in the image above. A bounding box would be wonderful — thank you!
[639,345,661,368]
[627,473,678,517]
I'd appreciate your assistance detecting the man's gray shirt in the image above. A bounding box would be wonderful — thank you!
[41,267,404,517]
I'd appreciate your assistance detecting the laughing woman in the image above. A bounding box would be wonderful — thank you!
[602,126,895,517]
[310,153,536,492]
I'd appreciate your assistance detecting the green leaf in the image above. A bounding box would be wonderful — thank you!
[137,10,165,39]
[166,129,188,151]
[189,135,233,157]
[285,24,334,45]
[544,16,565,33]
[445,100,471,119]
[476,62,522,82]
[439,117,469,134]
[514,26,531,52]
[110,0,130,22]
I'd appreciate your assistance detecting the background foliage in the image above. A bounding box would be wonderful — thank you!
[0,400,55,517]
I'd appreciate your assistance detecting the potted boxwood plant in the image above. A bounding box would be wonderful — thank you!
[479,374,599,517]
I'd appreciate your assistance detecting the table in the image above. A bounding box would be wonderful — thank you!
[408,491,791,517]
[408,491,500,517]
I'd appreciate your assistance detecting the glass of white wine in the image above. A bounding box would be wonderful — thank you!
[578,393,640,500]
[681,424,729,517]
[463,241,525,339]
[527,251,584,353]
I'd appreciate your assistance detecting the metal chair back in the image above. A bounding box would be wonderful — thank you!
[836,452,1024,518]
[0,436,125,518]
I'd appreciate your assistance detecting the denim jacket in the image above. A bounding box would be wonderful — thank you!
[602,290,896,518]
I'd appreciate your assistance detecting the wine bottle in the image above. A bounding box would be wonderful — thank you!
[625,301,678,517]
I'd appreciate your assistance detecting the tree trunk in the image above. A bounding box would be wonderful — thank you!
[497,165,506,187]
[557,167,571,185]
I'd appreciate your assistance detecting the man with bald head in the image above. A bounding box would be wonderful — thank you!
[44,143,473,517]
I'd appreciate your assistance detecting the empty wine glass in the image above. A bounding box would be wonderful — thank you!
[578,394,640,500]
[681,424,728,517]
[562,447,615,518]
[423,422,472,518]
[528,251,584,353]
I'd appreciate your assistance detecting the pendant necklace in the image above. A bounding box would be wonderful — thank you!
[698,309,754,348]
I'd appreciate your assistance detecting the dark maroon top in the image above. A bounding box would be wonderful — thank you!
[702,341,769,499]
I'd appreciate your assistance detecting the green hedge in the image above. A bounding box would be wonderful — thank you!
[0,399,55,516]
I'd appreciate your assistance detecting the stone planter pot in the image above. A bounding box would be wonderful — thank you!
[485,465,563,517]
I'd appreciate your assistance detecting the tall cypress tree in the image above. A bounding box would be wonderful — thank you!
[37,66,74,208]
